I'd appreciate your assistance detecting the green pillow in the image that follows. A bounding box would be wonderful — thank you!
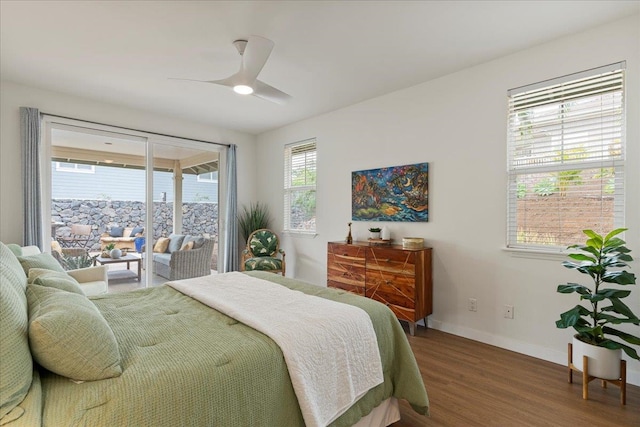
[0,242,32,419]
[26,284,122,381]
[6,243,22,257]
[17,252,65,275]
[28,268,85,295]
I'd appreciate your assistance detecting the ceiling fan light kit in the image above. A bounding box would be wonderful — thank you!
[233,84,254,95]
[170,35,290,104]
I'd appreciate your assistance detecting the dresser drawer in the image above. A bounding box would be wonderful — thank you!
[386,303,415,323]
[365,271,415,307]
[365,247,417,276]
[328,280,365,296]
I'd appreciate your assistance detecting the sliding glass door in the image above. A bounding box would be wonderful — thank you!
[43,118,221,290]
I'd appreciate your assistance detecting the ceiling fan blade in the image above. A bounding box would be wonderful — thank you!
[240,36,274,82]
[169,77,218,84]
[253,79,291,104]
[169,76,237,87]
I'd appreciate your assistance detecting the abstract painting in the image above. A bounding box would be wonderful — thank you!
[352,162,429,222]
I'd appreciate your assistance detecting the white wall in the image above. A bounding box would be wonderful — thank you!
[256,15,640,384]
[0,81,257,246]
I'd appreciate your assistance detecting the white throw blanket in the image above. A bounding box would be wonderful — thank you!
[168,272,384,427]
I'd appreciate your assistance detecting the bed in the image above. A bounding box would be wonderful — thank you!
[1,241,429,426]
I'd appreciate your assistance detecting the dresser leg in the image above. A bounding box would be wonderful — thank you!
[409,322,416,336]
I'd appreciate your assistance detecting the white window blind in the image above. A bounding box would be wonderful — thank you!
[284,139,317,233]
[507,62,625,251]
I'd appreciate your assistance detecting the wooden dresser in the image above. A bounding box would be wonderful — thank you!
[327,241,432,335]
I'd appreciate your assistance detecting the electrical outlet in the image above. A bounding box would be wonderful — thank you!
[468,298,477,312]
[504,305,514,319]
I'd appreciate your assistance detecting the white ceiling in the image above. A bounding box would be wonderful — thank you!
[1,1,638,135]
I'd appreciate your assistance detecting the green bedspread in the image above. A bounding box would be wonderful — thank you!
[37,271,428,426]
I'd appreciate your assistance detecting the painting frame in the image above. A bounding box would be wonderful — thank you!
[352,162,429,222]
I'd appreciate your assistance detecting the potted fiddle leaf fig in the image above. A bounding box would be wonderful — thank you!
[556,228,639,379]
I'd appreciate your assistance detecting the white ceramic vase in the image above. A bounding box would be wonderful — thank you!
[380,226,390,240]
[572,336,621,379]
[110,248,122,259]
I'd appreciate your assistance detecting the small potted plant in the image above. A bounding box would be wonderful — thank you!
[102,242,115,258]
[555,228,639,379]
[368,227,381,239]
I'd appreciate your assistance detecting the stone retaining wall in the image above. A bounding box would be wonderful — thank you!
[52,199,218,251]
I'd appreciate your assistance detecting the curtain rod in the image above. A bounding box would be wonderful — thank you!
[41,112,231,148]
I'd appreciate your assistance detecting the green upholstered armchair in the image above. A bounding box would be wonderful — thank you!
[241,229,286,275]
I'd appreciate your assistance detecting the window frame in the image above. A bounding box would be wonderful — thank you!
[55,161,95,174]
[197,171,218,183]
[506,62,626,253]
[283,138,317,235]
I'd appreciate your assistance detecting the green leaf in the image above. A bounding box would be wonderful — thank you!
[609,297,639,320]
[567,253,596,263]
[596,288,631,299]
[601,270,636,285]
[586,236,603,250]
[582,229,601,240]
[603,326,640,346]
[557,284,591,295]
[598,339,640,360]
[603,237,626,250]
[556,305,590,328]
[603,228,627,243]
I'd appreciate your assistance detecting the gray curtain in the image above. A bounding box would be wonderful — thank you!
[20,107,42,249]
[222,144,239,272]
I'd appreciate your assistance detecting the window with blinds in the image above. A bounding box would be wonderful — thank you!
[506,62,626,251]
[284,139,317,233]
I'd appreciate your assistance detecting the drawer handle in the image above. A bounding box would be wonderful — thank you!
[343,253,348,256]
[385,259,390,262]
[385,280,391,285]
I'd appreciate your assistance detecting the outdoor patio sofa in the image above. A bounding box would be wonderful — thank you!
[99,226,144,251]
[151,234,215,280]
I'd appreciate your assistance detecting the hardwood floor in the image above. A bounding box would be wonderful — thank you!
[394,327,639,426]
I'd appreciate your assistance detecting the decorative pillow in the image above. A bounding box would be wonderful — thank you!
[182,235,206,250]
[28,269,85,295]
[168,234,185,253]
[180,241,194,251]
[26,284,122,381]
[109,227,124,238]
[0,242,32,419]
[6,243,22,257]
[17,252,65,275]
[153,237,170,253]
[129,226,144,237]
[249,230,278,257]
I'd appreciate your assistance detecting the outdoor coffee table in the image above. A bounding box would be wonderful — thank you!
[94,254,142,282]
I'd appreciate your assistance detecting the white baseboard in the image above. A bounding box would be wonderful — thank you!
[426,319,640,387]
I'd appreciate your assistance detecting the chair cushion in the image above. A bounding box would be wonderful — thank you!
[26,284,122,381]
[180,241,194,251]
[244,257,283,272]
[78,280,108,296]
[183,235,206,250]
[129,226,144,237]
[249,230,279,257]
[152,253,171,266]
[168,234,185,253]
[153,237,170,253]
[27,269,85,295]
[17,252,65,275]
[0,242,32,419]
[109,226,124,237]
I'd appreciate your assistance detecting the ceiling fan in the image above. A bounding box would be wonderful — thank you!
[171,35,291,104]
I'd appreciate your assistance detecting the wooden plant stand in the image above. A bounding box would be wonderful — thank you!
[567,343,627,405]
